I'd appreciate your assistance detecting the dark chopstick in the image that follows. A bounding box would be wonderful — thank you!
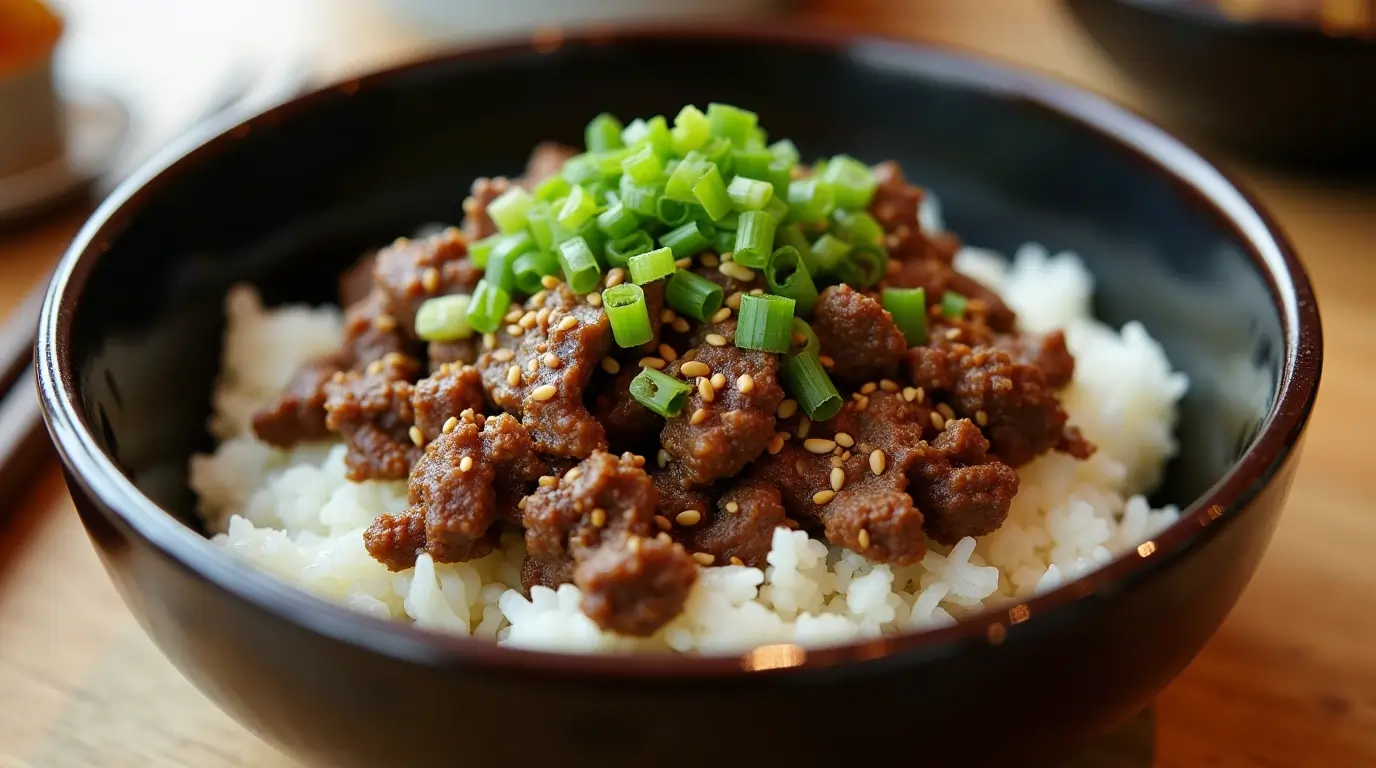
[0,280,55,513]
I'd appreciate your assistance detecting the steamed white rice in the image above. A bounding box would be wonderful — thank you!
[189,200,1188,654]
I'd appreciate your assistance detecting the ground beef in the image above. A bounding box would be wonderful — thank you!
[364,412,545,571]
[680,481,787,568]
[427,339,482,372]
[908,331,1091,467]
[522,452,697,636]
[651,464,712,526]
[339,250,379,308]
[411,362,487,442]
[324,353,423,481]
[521,142,577,188]
[251,354,343,447]
[461,176,513,241]
[870,161,927,260]
[372,228,482,340]
[811,285,910,386]
[476,283,611,457]
[341,291,415,370]
[593,364,662,453]
[660,319,785,487]
[908,417,1020,544]
[999,330,1076,390]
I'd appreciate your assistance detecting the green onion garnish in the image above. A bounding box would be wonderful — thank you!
[810,233,852,275]
[556,185,599,231]
[556,237,603,294]
[731,148,773,182]
[790,317,820,358]
[692,165,733,221]
[465,279,510,334]
[605,230,655,269]
[830,209,884,245]
[702,137,736,176]
[659,220,714,260]
[768,139,800,166]
[735,293,796,353]
[713,228,737,256]
[629,367,692,418]
[526,202,555,251]
[488,187,535,234]
[670,105,710,154]
[707,103,759,147]
[848,244,887,288]
[469,233,500,269]
[882,287,927,346]
[781,348,843,421]
[511,249,560,295]
[414,294,474,342]
[621,145,665,186]
[656,197,692,227]
[665,151,710,202]
[597,202,640,240]
[786,177,836,223]
[728,176,774,212]
[533,175,572,203]
[603,283,653,347]
[776,224,816,274]
[628,246,676,285]
[941,290,968,319]
[665,269,724,321]
[622,115,672,157]
[819,154,877,210]
[486,232,536,292]
[732,209,778,269]
[585,112,624,153]
[561,153,601,185]
[762,195,790,226]
[618,178,661,218]
[764,246,819,316]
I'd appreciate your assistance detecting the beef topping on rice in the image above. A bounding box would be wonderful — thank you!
[908,417,1021,544]
[810,284,910,386]
[373,228,482,341]
[679,480,788,568]
[251,353,346,447]
[324,352,424,481]
[461,176,514,241]
[410,362,487,442]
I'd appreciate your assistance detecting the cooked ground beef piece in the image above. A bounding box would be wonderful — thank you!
[680,481,787,568]
[364,412,545,571]
[660,319,785,486]
[522,452,697,636]
[651,464,712,527]
[477,283,611,457]
[342,291,415,370]
[411,362,487,442]
[751,390,934,565]
[251,354,344,447]
[909,417,1020,544]
[999,330,1076,390]
[593,364,662,452]
[427,339,482,372]
[339,250,378,308]
[521,142,577,188]
[324,353,423,481]
[908,331,1092,467]
[461,176,513,241]
[811,284,910,386]
[372,228,482,341]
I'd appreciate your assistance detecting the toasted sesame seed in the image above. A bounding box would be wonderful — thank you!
[830,467,845,492]
[690,407,709,426]
[804,438,837,454]
[857,528,871,550]
[627,536,642,553]
[725,291,743,310]
[737,374,755,394]
[945,328,962,340]
[710,307,732,323]
[408,426,424,447]
[930,411,946,430]
[938,403,956,421]
[975,409,989,426]
[879,379,899,392]
[458,456,474,473]
[660,309,677,324]
[442,416,459,434]
[586,292,603,307]
[505,324,524,337]
[834,432,855,448]
[658,344,679,363]
[767,432,787,455]
[671,318,691,333]
[870,449,886,476]
[504,308,523,324]
[775,400,798,420]
[526,358,539,374]
[729,556,744,566]
[600,357,620,375]
[420,267,441,293]
[902,386,919,402]
[531,291,548,308]
[506,365,522,386]
[797,417,811,439]
[692,552,716,566]
[710,373,728,389]
[680,361,711,378]
[675,257,693,269]
[538,475,557,487]
[705,333,728,347]
[818,354,835,369]
[532,385,558,402]
[557,316,579,332]
[701,253,720,267]
[483,332,497,349]
[374,313,397,332]
[654,515,672,531]
[855,395,870,411]
[366,361,384,375]
[543,353,561,369]
[657,449,670,468]
[519,311,539,329]
[914,387,926,403]
[721,251,733,262]
[606,268,626,287]
[697,377,715,402]
[676,509,702,526]
[639,357,667,370]
[658,532,673,544]
[812,490,836,505]
[536,308,552,326]
[538,274,560,290]
[719,262,756,282]
[831,456,844,468]
[591,508,607,527]
[725,501,741,515]
[492,348,515,362]
[860,382,878,395]
[331,372,346,384]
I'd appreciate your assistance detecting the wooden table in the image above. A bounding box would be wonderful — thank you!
[2,1,1373,765]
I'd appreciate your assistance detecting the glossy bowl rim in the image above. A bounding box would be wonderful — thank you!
[36,22,1322,679]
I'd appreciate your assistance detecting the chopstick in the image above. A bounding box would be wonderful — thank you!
[0,281,54,512]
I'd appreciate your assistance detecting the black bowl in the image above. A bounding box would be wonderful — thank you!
[1064,0,1376,173]
[36,26,1321,768]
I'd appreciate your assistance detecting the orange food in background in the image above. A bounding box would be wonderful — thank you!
[0,0,63,76]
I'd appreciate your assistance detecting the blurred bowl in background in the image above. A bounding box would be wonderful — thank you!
[1064,0,1376,173]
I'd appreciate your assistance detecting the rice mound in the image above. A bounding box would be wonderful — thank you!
[190,208,1188,654]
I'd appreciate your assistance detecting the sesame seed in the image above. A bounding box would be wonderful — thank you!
[374,313,397,332]
[557,316,579,331]
[858,528,871,550]
[483,332,497,349]
[855,396,870,411]
[818,354,835,369]
[586,292,603,307]
[543,353,561,369]
[737,374,755,394]
[725,501,740,514]
[540,275,561,290]
[660,309,677,324]
[676,509,702,526]
[331,372,345,384]
[692,552,716,566]
[719,262,756,282]
[797,417,811,439]
[519,311,538,329]
[526,358,539,374]
[538,475,557,487]
[914,387,926,403]
[721,252,733,262]
[671,318,691,333]
[767,432,787,455]
[880,379,899,392]
[506,365,521,386]
[606,268,626,287]
[658,532,673,544]
[860,382,878,395]
[945,328,961,340]
[834,432,855,448]
[366,361,384,375]
[710,307,732,323]
[830,467,845,492]
[710,373,728,389]
[705,333,728,347]
[459,456,474,472]
[504,308,523,324]
[492,348,515,362]
[639,357,667,370]
[729,556,744,566]
[725,291,743,310]
[628,536,642,553]
[690,407,709,425]
[701,253,720,267]
[442,416,459,434]
[600,357,620,375]
[804,438,837,454]
[591,508,607,527]
[812,490,836,505]
[531,384,558,401]
[680,361,711,378]
[658,344,679,363]
[657,449,670,468]
[408,426,424,447]
[831,456,844,468]
[654,515,672,531]
[421,267,441,293]
[938,403,956,421]
[870,449,886,476]
[749,288,764,295]
[505,324,524,337]
[675,257,693,269]
[536,307,552,326]
[531,292,548,308]
[776,400,798,419]
[902,386,919,402]
[930,411,946,430]
[976,409,989,426]
[698,377,715,402]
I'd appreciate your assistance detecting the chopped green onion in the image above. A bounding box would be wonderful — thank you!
[465,279,510,334]
[781,349,843,421]
[629,367,692,418]
[585,112,624,153]
[848,244,887,287]
[488,187,535,234]
[656,196,692,227]
[665,151,711,202]
[941,290,968,319]
[659,220,714,259]
[628,246,676,285]
[557,237,603,294]
[728,176,774,211]
[762,195,790,225]
[769,139,800,166]
[764,246,819,315]
[561,153,602,185]
[571,217,608,263]
[790,317,820,358]
[533,175,572,203]
[831,209,884,244]
[787,178,836,223]
[707,103,759,147]
[776,224,815,274]
[415,294,473,342]
[671,104,711,154]
[883,287,927,346]
[486,232,536,292]
[765,160,794,201]
[731,148,774,181]
[702,137,736,176]
[810,233,852,274]
[713,228,737,255]
[469,234,500,269]
[735,293,796,353]
[622,115,672,157]
[665,269,723,321]
[603,283,653,347]
[556,185,599,231]
[621,144,665,185]
[619,177,661,218]
[597,202,640,240]
[589,181,617,205]
[511,250,560,295]
[715,211,740,231]
[605,230,655,269]
[819,154,877,210]
[692,165,733,221]
[732,210,778,269]
[526,202,555,251]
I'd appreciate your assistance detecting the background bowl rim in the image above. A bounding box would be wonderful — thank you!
[36,21,1322,679]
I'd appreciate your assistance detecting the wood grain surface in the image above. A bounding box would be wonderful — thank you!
[2,1,1373,765]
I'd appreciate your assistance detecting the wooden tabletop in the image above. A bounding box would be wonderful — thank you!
[2,1,1373,766]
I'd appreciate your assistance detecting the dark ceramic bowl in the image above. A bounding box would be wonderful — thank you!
[1064,0,1376,172]
[36,26,1321,768]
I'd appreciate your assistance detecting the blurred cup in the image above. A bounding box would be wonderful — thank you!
[0,0,64,180]
[380,0,794,42]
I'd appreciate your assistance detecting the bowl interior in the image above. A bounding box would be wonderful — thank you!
[65,35,1283,548]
